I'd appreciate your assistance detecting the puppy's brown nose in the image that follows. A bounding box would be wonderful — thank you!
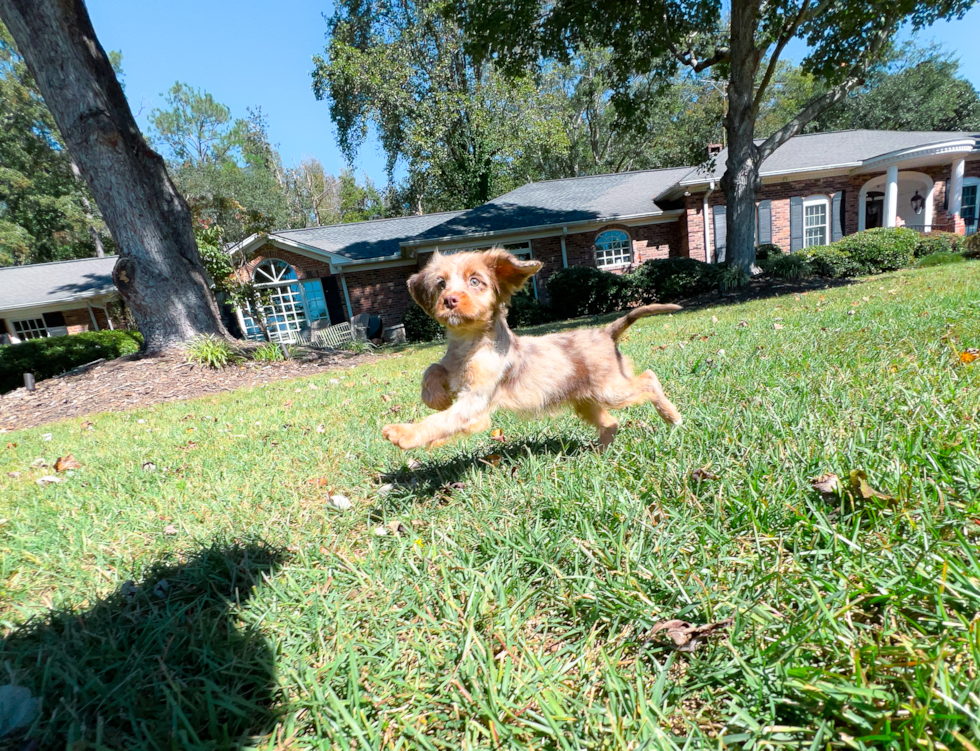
[443,294,459,309]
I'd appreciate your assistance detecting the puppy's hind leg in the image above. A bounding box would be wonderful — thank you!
[639,370,683,426]
[574,401,619,450]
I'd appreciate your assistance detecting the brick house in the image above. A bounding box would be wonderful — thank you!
[227,129,978,342]
[0,256,118,344]
[3,129,978,345]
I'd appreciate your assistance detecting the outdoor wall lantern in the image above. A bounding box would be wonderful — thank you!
[911,190,926,215]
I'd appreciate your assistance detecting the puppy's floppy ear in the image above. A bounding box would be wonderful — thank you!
[407,270,434,312]
[486,249,543,296]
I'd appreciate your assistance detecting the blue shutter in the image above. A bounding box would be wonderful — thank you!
[757,200,772,245]
[790,196,804,252]
[832,191,844,242]
[712,204,727,263]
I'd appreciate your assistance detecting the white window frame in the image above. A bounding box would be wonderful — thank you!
[803,195,831,248]
[11,317,49,342]
[594,229,633,269]
[963,177,980,236]
[239,258,319,343]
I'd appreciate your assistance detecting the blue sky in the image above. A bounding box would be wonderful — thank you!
[87,0,980,188]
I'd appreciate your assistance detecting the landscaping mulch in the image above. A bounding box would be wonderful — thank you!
[0,346,378,431]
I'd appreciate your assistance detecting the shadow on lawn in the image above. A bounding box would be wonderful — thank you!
[379,435,587,506]
[1,541,283,751]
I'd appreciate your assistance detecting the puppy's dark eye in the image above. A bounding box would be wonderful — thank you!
[468,277,481,287]
[436,279,446,289]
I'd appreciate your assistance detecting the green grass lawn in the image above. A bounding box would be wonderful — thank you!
[2,263,979,750]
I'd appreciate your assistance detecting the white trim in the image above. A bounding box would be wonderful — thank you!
[560,227,568,268]
[950,158,966,218]
[853,139,978,173]
[703,183,714,263]
[594,229,633,269]
[86,302,100,331]
[332,258,416,273]
[802,195,831,247]
[0,296,117,318]
[228,233,354,267]
[340,274,353,321]
[401,210,684,251]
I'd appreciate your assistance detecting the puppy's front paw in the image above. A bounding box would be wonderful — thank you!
[382,423,422,450]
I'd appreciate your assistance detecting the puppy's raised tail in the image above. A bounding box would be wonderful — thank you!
[606,304,682,342]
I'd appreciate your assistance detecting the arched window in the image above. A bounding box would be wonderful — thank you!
[253,258,299,286]
[594,229,632,268]
[240,259,329,342]
[803,195,831,247]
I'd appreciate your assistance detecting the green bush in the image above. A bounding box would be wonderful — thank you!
[185,334,240,369]
[915,232,961,257]
[799,245,867,278]
[546,266,637,318]
[916,251,967,267]
[963,233,980,258]
[507,288,556,329]
[834,227,918,272]
[403,303,444,343]
[764,253,813,281]
[755,243,784,261]
[0,330,142,394]
[628,258,720,303]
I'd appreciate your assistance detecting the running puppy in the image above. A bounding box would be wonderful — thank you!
[382,249,683,451]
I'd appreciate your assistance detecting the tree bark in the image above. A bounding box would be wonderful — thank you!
[0,0,228,351]
[721,0,763,273]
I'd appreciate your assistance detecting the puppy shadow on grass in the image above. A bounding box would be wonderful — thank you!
[376,434,586,508]
[0,541,284,751]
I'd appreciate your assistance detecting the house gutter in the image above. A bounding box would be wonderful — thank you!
[703,181,714,264]
[560,227,569,268]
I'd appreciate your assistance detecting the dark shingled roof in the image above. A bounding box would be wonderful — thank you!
[408,167,692,244]
[678,129,980,185]
[0,256,117,312]
[271,211,465,261]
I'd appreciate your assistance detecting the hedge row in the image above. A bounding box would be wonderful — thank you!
[763,228,979,281]
[0,330,143,394]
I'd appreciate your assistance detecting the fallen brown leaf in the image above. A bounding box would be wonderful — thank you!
[810,473,841,496]
[386,520,408,537]
[5,442,16,450]
[307,477,330,488]
[961,348,979,364]
[54,454,82,472]
[849,469,893,502]
[648,617,733,652]
[163,524,178,535]
[482,454,502,467]
[490,428,506,442]
[690,467,719,483]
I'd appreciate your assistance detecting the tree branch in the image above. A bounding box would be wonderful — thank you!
[753,1,811,115]
[665,33,730,73]
[758,24,893,162]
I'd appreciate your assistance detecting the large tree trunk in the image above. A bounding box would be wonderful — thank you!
[722,0,763,273]
[0,0,228,351]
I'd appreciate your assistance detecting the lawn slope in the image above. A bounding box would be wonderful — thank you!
[1,262,979,749]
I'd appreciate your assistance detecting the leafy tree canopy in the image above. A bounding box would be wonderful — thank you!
[0,21,111,266]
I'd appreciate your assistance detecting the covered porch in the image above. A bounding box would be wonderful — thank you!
[855,138,978,236]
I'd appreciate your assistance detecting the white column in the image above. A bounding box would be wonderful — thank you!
[950,158,965,218]
[884,165,899,228]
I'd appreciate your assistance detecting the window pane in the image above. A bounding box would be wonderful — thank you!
[12,318,48,340]
[595,230,631,268]
[804,202,828,247]
[303,281,329,322]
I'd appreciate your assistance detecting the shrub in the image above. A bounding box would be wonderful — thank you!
[755,243,784,261]
[546,266,637,318]
[799,245,867,278]
[718,264,750,292]
[963,232,980,258]
[915,232,961,257]
[507,288,555,329]
[252,341,290,362]
[185,334,240,369]
[0,330,143,394]
[629,258,720,303]
[834,227,917,273]
[403,303,443,343]
[764,253,812,281]
[917,251,967,267]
